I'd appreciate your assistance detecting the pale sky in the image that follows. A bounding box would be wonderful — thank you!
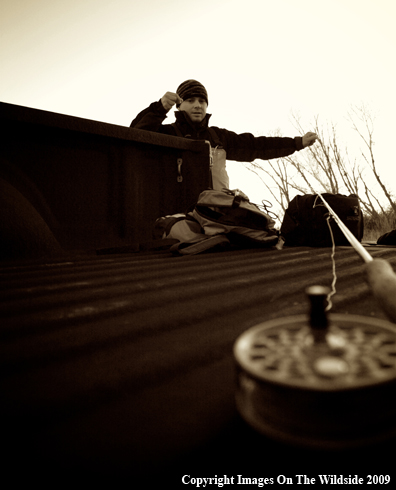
[1,0,395,206]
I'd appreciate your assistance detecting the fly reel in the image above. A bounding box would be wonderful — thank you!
[233,286,396,449]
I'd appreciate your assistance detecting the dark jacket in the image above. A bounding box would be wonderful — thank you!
[130,100,303,162]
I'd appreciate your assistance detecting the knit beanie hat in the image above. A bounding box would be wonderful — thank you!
[176,80,208,107]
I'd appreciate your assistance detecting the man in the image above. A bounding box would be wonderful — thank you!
[131,79,317,191]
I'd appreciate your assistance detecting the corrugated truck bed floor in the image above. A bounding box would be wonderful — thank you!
[1,244,396,482]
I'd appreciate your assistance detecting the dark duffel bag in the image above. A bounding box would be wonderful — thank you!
[377,229,396,245]
[280,193,364,247]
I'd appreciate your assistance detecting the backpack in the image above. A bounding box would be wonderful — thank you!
[154,189,279,254]
[280,193,364,247]
[191,189,279,245]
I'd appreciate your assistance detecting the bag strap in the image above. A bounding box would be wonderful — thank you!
[207,127,223,147]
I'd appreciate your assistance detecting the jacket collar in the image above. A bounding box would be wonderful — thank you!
[174,110,212,133]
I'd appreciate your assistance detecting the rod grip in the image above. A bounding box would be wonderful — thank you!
[365,258,396,323]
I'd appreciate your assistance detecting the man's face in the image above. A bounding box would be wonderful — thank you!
[179,97,207,123]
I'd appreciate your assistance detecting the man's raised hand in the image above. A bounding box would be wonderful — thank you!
[161,92,183,111]
[302,132,318,148]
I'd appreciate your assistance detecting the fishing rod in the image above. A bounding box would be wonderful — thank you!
[315,191,396,323]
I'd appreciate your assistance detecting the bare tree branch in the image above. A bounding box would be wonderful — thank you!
[243,107,394,234]
[348,104,396,215]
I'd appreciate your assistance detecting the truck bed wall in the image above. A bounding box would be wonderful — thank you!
[0,102,211,251]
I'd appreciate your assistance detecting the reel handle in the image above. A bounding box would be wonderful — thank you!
[306,285,329,329]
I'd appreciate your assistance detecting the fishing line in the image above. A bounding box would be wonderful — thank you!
[325,214,337,311]
[309,191,396,324]
[312,194,337,311]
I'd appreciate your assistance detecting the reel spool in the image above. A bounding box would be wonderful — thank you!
[234,286,396,449]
